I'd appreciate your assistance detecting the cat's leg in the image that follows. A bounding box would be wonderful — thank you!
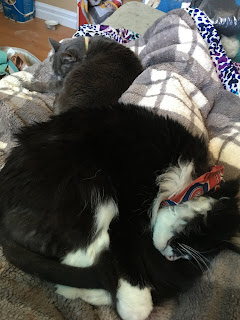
[56,198,118,306]
[22,79,63,93]
[116,279,153,320]
[56,286,112,306]
[53,93,61,114]
[53,92,71,115]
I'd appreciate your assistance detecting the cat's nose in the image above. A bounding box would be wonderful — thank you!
[166,255,182,261]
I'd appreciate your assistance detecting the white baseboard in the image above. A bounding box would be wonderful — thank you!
[35,1,77,30]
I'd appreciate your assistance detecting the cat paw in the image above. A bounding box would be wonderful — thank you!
[56,284,83,299]
[21,80,47,93]
[21,81,36,91]
[116,279,153,320]
[56,285,112,306]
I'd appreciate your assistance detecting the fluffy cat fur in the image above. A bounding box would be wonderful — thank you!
[2,31,240,320]
[0,102,239,320]
[22,36,143,114]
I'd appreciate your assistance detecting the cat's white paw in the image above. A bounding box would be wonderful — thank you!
[56,285,112,306]
[56,284,83,299]
[21,81,35,91]
[116,279,153,320]
[0,141,7,150]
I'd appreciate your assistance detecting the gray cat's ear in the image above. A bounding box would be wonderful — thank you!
[49,38,60,52]
[60,52,77,63]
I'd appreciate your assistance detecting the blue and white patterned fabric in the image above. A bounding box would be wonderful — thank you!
[186,7,240,96]
[73,24,140,44]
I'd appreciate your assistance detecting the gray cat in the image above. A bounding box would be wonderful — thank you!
[23,36,143,114]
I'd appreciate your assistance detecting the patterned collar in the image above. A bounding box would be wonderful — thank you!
[84,36,89,52]
[161,165,224,207]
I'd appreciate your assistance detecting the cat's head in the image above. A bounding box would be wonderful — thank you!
[167,181,240,261]
[49,37,87,79]
[152,161,240,263]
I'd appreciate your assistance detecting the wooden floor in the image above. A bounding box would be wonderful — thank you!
[0,13,75,62]
[0,1,141,62]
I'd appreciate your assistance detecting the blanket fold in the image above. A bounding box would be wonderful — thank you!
[122,9,240,181]
[0,9,239,320]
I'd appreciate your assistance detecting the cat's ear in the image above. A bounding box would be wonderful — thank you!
[49,38,61,52]
[60,52,77,63]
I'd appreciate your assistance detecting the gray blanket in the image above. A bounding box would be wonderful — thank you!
[0,9,240,320]
[121,9,240,181]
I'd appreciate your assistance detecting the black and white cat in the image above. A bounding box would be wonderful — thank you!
[1,33,240,320]
[0,102,239,320]
[22,36,143,114]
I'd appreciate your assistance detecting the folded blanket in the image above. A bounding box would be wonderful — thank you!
[0,8,240,320]
[122,9,240,181]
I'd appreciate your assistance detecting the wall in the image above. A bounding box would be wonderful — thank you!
[36,0,77,13]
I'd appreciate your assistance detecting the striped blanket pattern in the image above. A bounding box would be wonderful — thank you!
[0,9,239,320]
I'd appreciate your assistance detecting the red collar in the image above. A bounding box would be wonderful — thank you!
[161,165,224,207]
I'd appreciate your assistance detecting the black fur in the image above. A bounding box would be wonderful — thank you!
[0,228,117,293]
[0,103,239,319]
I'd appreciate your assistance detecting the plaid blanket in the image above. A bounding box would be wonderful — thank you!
[121,9,240,181]
[0,9,239,320]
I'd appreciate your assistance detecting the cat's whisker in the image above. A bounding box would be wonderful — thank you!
[177,247,200,272]
[184,244,212,282]
[194,254,211,275]
[178,243,205,274]
[198,248,217,254]
[178,244,201,269]
[183,245,211,270]
[180,244,206,270]
[179,244,212,280]
[182,244,211,268]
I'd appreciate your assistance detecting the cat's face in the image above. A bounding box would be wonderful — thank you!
[49,38,86,79]
[168,186,240,262]
[152,161,240,263]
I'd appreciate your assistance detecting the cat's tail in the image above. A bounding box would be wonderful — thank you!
[0,227,117,293]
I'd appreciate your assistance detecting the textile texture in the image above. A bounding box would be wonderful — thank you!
[122,9,240,181]
[186,7,240,96]
[0,9,240,320]
[73,24,139,44]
